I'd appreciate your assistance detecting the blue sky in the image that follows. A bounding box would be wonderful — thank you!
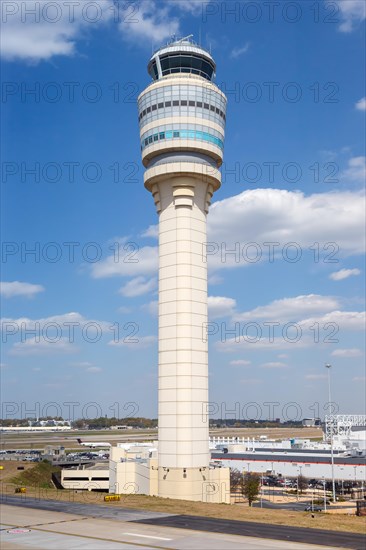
[1,0,365,422]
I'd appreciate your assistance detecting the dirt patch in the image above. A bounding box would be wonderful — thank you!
[0,461,35,483]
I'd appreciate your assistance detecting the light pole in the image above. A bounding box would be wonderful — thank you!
[260,473,263,508]
[325,363,336,503]
[323,477,327,512]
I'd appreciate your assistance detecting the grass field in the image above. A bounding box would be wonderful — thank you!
[10,461,61,489]
[0,461,364,535]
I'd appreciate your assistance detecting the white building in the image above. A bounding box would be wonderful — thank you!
[61,463,109,491]
[109,443,230,503]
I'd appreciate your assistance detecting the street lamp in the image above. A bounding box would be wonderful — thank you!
[325,363,336,503]
[260,473,263,508]
[323,477,327,512]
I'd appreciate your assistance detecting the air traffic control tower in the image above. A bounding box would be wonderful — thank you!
[137,37,230,502]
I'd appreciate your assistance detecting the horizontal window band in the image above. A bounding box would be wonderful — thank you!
[139,98,226,124]
[142,129,224,150]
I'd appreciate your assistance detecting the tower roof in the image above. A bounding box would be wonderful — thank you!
[148,36,216,82]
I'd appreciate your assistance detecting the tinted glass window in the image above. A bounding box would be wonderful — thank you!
[148,61,158,80]
[158,53,214,80]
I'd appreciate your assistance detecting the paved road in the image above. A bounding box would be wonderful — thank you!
[135,515,365,550]
[252,500,315,511]
[251,500,351,512]
[0,495,172,522]
[0,505,340,550]
[1,496,364,549]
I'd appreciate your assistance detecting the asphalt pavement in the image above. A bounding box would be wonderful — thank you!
[1,495,364,549]
[134,515,365,550]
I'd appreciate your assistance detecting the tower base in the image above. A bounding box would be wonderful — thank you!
[109,446,230,503]
[158,466,230,503]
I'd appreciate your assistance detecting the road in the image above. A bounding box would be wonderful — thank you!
[0,504,346,550]
[1,496,365,549]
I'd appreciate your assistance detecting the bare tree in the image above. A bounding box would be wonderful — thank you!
[297,474,308,495]
[230,468,242,491]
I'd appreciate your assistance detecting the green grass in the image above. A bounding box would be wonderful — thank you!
[11,460,60,489]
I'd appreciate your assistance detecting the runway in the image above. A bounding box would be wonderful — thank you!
[0,504,346,550]
[1,496,365,549]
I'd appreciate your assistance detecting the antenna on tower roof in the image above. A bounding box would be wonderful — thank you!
[177,34,193,43]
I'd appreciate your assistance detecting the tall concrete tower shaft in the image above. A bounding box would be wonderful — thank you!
[138,39,227,500]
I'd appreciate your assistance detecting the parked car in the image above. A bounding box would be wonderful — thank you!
[304,505,322,512]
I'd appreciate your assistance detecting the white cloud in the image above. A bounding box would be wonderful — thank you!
[240,378,262,385]
[118,306,133,314]
[93,189,365,287]
[91,245,158,278]
[208,274,224,286]
[305,374,327,380]
[1,0,205,62]
[331,348,363,357]
[208,189,366,268]
[1,312,112,356]
[230,43,250,59]
[230,359,251,366]
[70,361,93,367]
[109,334,157,349]
[86,366,102,373]
[215,306,365,353]
[119,276,157,297]
[234,294,340,323]
[166,0,202,15]
[208,296,236,319]
[141,225,158,239]
[353,376,366,382]
[299,310,365,332]
[0,0,114,62]
[0,281,44,298]
[329,268,361,281]
[340,156,366,184]
[9,337,77,356]
[70,361,101,372]
[337,0,366,32]
[1,311,110,331]
[142,300,159,317]
[121,0,179,45]
[261,361,287,369]
[355,97,366,111]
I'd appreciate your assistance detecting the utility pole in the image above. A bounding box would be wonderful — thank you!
[325,364,336,503]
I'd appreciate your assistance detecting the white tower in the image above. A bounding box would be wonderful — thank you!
[138,38,228,501]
